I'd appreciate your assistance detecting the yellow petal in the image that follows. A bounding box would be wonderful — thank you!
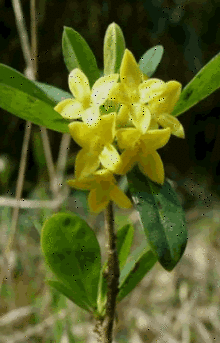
[68,69,91,105]
[120,49,142,86]
[162,81,182,113]
[110,185,133,209]
[67,178,93,190]
[109,83,131,105]
[75,149,100,179]
[88,189,110,213]
[139,79,166,104]
[96,113,116,145]
[115,149,137,175]
[141,127,171,151]
[81,106,101,126]
[157,114,185,138]
[130,104,151,134]
[93,169,116,184]
[116,105,131,127]
[54,99,83,119]
[149,118,159,130]
[99,144,122,172]
[141,73,149,81]
[116,128,140,150]
[147,80,181,116]
[68,121,93,147]
[91,74,119,106]
[138,150,165,184]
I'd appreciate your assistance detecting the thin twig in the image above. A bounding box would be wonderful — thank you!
[97,201,120,343]
[40,127,59,197]
[56,133,71,185]
[5,122,32,255]
[11,0,33,73]
[0,189,69,209]
[0,0,35,296]
[30,0,38,79]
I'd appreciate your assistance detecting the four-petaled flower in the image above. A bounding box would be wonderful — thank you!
[54,68,119,126]
[115,126,171,184]
[68,169,132,213]
[110,49,184,138]
[68,113,122,179]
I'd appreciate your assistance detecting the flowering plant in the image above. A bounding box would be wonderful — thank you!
[1,22,220,342]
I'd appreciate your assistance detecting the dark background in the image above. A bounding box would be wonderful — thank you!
[1,0,220,198]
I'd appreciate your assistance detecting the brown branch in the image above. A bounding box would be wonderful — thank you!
[97,201,120,342]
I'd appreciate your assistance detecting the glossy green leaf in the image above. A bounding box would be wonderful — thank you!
[0,64,69,133]
[0,64,54,106]
[103,22,125,75]
[117,247,157,302]
[127,166,187,271]
[62,26,100,86]
[0,84,69,133]
[172,52,220,117]
[34,81,72,104]
[41,213,101,309]
[117,224,134,270]
[47,280,91,312]
[139,45,164,77]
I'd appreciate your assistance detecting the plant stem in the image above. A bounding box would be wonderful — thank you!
[101,201,120,342]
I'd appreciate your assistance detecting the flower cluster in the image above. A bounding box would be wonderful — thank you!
[54,49,184,213]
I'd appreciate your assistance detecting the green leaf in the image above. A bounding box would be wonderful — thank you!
[0,64,54,106]
[172,52,220,117]
[117,247,157,302]
[0,64,69,133]
[34,81,72,104]
[103,22,126,75]
[139,45,164,77]
[47,280,91,312]
[62,26,100,86]
[117,224,134,270]
[127,166,187,271]
[96,266,107,316]
[41,213,101,309]
[0,84,69,133]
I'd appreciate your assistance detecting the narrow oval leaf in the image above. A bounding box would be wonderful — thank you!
[47,280,91,312]
[117,248,157,302]
[139,45,164,77]
[103,22,126,75]
[127,166,187,271]
[172,52,220,117]
[41,213,101,309]
[34,81,72,104]
[117,224,134,270]
[0,84,69,133]
[0,64,70,132]
[62,26,100,86]
[0,64,54,106]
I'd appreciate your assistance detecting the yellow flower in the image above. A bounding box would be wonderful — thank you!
[54,68,119,125]
[109,50,150,133]
[68,113,122,178]
[110,49,184,138]
[67,169,133,213]
[116,126,171,184]
[110,49,167,134]
[139,79,185,138]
